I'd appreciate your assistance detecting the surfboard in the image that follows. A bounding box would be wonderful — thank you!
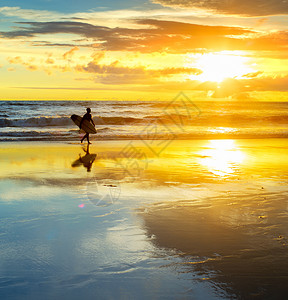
[71,114,97,134]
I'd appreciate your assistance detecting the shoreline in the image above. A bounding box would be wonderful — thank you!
[1,136,288,144]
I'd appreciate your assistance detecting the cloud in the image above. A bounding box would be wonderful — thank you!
[200,75,288,98]
[242,71,263,78]
[46,57,55,64]
[256,18,269,27]
[137,19,252,36]
[0,6,61,20]
[232,92,254,101]
[1,20,264,53]
[152,73,288,98]
[244,75,288,92]
[76,59,202,84]
[0,6,211,24]
[5,49,202,85]
[152,0,288,17]
[7,55,38,71]
[0,21,108,38]
[7,56,23,64]
[63,46,79,60]
[2,19,287,54]
[77,59,201,75]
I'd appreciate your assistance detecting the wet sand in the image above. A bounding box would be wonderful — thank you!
[139,139,288,299]
[0,139,288,299]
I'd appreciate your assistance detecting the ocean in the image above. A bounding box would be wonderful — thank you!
[1,99,288,141]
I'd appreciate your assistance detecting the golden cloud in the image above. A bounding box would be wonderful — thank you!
[152,0,288,17]
[63,46,79,60]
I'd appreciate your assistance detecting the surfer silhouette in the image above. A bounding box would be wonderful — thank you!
[80,108,95,144]
[71,144,97,172]
[80,144,96,172]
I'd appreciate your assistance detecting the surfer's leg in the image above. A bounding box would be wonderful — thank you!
[87,133,91,144]
[81,133,87,143]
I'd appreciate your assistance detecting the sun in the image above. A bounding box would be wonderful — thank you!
[187,51,254,83]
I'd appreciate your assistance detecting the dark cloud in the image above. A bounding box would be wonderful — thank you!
[0,21,112,38]
[152,0,288,17]
[1,20,287,53]
[0,21,155,51]
[0,20,251,52]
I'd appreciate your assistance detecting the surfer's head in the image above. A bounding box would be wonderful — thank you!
[86,108,91,113]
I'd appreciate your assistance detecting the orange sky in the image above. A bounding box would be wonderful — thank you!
[0,1,288,100]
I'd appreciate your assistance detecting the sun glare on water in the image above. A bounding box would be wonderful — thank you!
[198,140,245,177]
[188,51,254,83]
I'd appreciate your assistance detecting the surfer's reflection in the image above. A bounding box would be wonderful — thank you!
[71,144,97,172]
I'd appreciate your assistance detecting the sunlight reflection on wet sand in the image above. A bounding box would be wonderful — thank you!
[1,139,288,299]
[198,140,245,176]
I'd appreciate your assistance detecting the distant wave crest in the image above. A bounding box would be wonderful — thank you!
[0,116,72,127]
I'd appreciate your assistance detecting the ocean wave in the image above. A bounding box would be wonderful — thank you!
[0,131,54,137]
[0,116,72,127]
[101,116,141,125]
[3,101,37,106]
[1,113,288,129]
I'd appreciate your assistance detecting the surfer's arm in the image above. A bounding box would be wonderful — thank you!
[88,114,95,126]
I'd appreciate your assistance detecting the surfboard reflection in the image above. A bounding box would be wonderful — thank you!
[71,144,97,172]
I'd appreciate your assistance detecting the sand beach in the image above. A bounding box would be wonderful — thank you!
[1,139,288,299]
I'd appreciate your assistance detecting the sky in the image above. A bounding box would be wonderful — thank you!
[0,0,288,100]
